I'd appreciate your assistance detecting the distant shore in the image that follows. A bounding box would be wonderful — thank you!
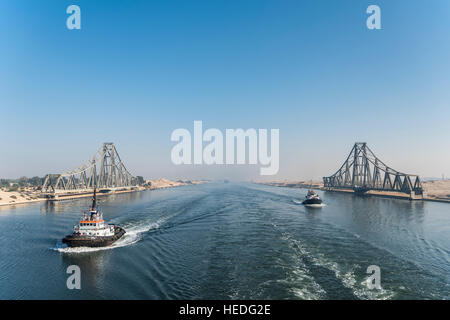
[256,179,450,203]
[0,178,208,208]
[144,178,207,190]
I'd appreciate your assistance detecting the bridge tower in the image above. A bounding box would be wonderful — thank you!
[323,143,423,199]
[41,143,138,197]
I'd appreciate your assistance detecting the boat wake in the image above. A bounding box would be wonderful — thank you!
[51,218,166,253]
[280,231,396,300]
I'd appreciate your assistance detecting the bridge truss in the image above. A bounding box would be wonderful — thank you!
[323,143,423,197]
[42,143,138,195]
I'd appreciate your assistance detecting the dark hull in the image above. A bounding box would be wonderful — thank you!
[62,226,126,248]
[302,198,323,205]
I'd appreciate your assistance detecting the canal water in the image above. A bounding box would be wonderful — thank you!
[0,183,449,299]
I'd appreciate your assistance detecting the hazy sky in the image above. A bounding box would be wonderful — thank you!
[1,0,450,181]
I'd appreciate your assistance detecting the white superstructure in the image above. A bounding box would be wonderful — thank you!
[73,208,115,237]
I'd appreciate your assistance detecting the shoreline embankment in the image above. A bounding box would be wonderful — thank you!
[0,179,207,208]
[256,180,450,203]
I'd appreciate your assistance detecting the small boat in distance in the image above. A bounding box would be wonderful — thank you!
[302,189,323,207]
[62,189,125,247]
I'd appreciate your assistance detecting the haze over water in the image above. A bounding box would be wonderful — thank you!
[0,183,449,299]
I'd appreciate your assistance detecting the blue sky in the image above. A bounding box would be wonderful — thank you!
[1,0,450,180]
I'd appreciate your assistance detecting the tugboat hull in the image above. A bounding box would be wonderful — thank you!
[302,198,323,205]
[62,226,126,248]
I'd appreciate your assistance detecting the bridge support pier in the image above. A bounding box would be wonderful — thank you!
[409,191,423,200]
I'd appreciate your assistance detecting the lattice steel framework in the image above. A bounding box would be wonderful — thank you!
[42,143,138,193]
[323,143,423,195]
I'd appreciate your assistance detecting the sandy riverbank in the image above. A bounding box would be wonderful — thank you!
[422,180,450,201]
[0,187,45,207]
[145,178,207,190]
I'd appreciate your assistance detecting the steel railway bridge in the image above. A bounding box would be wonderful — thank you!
[323,143,423,199]
[41,143,139,198]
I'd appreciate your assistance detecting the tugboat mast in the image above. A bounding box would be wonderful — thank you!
[92,188,97,210]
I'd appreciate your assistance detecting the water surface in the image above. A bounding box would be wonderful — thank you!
[0,183,448,299]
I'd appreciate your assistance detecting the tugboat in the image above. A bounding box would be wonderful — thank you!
[62,189,125,247]
[302,189,323,206]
